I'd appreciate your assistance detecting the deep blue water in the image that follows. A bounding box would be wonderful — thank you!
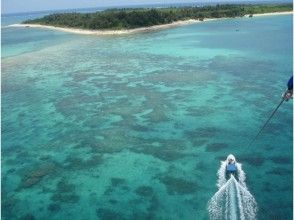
[1,10,293,220]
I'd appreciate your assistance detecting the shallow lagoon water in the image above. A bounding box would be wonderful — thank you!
[1,14,293,220]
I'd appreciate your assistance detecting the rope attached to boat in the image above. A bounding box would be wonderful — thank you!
[247,98,285,148]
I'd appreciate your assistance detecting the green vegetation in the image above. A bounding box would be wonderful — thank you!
[23,3,292,30]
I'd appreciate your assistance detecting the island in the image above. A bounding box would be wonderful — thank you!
[13,3,293,35]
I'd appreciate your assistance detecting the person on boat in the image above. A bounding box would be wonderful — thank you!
[225,154,238,180]
[282,76,293,101]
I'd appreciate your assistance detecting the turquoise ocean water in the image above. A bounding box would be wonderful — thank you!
[1,12,293,220]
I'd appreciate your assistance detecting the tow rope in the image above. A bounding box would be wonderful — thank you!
[247,98,285,148]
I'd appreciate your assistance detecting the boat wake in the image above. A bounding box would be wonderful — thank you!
[208,159,257,220]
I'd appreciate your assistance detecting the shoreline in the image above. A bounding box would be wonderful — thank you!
[8,19,211,35]
[244,11,293,17]
[8,11,293,36]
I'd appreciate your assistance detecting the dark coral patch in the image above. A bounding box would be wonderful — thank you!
[185,127,218,139]
[262,182,273,192]
[104,178,129,195]
[51,193,79,203]
[237,155,264,166]
[51,179,79,204]
[78,138,122,154]
[2,145,22,155]
[159,176,198,195]
[131,124,152,132]
[109,199,118,204]
[63,154,103,170]
[149,148,187,161]
[148,108,168,123]
[147,195,160,216]
[1,83,24,94]
[131,211,155,220]
[16,151,30,159]
[48,203,61,212]
[269,156,292,165]
[39,155,51,161]
[56,179,75,193]
[103,187,114,195]
[135,186,153,197]
[21,177,41,188]
[111,178,126,187]
[71,71,92,82]
[186,106,214,117]
[131,144,187,162]
[20,163,56,188]
[1,197,18,218]
[266,168,292,176]
[215,156,226,161]
[121,186,130,191]
[206,143,228,152]
[96,208,124,220]
[7,168,16,174]
[191,139,208,147]
[195,161,206,170]
[20,214,35,220]
[54,94,100,117]
[264,122,284,135]
[84,128,139,154]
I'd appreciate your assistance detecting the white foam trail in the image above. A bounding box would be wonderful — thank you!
[208,161,257,220]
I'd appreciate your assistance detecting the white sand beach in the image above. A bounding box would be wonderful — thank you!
[245,11,293,17]
[9,11,293,36]
[9,19,214,35]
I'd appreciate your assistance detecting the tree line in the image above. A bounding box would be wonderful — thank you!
[23,3,293,30]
